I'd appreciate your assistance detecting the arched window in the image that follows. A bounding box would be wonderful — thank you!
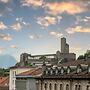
[60,84,63,90]
[66,84,69,90]
[78,85,81,90]
[75,85,82,90]
[54,83,57,90]
[86,85,89,90]
[49,83,52,90]
[44,83,47,90]
[75,85,78,90]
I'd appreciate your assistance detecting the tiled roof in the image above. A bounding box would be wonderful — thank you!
[17,68,42,77]
[39,70,90,79]
[0,77,9,87]
[36,60,90,79]
[16,60,90,79]
[59,59,90,67]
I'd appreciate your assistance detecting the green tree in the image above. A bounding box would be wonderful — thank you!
[0,68,9,76]
[77,55,84,60]
[77,50,90,60]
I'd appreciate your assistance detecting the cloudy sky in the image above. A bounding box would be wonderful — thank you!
[0,0,90,61]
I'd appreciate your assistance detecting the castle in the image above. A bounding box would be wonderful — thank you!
[19,37,76,66]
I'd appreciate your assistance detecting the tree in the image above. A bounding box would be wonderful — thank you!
[0,68,9,76]
[84,51,90,59]
[77,50,90,60]
[77,55,84,60]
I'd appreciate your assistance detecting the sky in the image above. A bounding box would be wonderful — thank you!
[0,0,90,62]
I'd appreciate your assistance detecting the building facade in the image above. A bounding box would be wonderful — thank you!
[15,60,90,90]
[37,63,90,90]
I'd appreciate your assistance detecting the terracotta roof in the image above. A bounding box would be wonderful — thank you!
[0,77,9,87]
[17,68,42,77]
[36,60,90,79]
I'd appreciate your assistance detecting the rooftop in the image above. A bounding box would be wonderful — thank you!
[16,68,42,77]
[59,59,90,67]
[0,77,9,87]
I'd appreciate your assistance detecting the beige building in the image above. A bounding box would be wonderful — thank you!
[36,60,90,90]
[37,79,90,90]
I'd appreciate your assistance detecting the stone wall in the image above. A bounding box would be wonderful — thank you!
[38,79,90,90]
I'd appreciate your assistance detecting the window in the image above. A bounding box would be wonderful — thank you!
[86,85,89,90]
[60,84,63,90]
[44,83,47,90]
[75,85,78,90]
[88,65,90,73]
[67,67,70,74]
[46,70,48,75]
[77,68,82,73]
[49,83,52,90]
[77,65,82,73]
[50,69,53,75]
[66,84,69,90]
[55,69,58,75]
[78,85,81,90]
[15,71,16,76]
[75,85,82,90]
[54,84,57,90]
[12,71,16,78]
[61,68,64,74]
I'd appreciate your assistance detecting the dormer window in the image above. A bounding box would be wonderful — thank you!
[61,67,64,74]
[55,67,58,75]
[87,65,90,73]
[77,65,82,73]
[56,69,58,75]
[45,70,48,75]
[50,69,53,75]
[67,67,70,74]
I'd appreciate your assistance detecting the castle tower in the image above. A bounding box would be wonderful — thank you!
[61,37,69,53]
[20,53,28,66]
